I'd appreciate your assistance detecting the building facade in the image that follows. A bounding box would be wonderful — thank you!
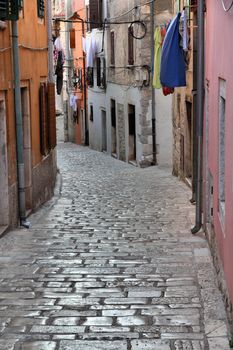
[0,0,57,230]
[172,0,197,194]
[86,0,174,167]
[204,0,233,325]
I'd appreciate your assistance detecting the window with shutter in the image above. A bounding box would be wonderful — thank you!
[39,83,49,156]
[128,27,134,65]
[86,67,94,87]
[97,57,101,87]
[47,83,57,150]
[101,57,106,89]
[0,0,20,20]
[70,28,75,49]
[37,0,45,18]
[89,0,102,30]
[110,31,115,66]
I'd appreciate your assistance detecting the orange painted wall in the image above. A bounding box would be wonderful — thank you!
[72,0,86,145]
[0,0,49,173]
[0,0,57,226]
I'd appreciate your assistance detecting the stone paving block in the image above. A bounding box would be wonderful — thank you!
[51,317,80,325]
[30,326,85,334]
[20,341,57,350]
[59,340,128,350]
[117,316,146,326]
[0,340,16,350]
[83,317,112,326]
[131,339,171,349]
[208,337,230,350]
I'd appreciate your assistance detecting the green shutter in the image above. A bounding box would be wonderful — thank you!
[37,0,44,18]
[0,0,19,20]
[0,0,7,20]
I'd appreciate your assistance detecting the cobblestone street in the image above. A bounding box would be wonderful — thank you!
[0,143,230,349]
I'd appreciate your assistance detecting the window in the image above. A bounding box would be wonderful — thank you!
[128,27,134,65]
[88,0,103,31]
[110,31,115,66]
[39,83,49,155]
[37,0,45,18]
[86,67,94,87]
[39,82,57,156]
[0,0,20,20]
[218,79,226,221]
[90,105,94,122]
[97,57,101,87]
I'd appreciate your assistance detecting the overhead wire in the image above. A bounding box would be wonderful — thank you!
[106,0,155,20]
[221,0,233,11]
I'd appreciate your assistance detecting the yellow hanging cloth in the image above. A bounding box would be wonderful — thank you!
[153,27,163,89]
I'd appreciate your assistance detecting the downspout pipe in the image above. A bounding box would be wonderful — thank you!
[11,21,29,228]
[191,0,205,234]
[81,20,88,146]
[47,0,54,83]
[150,0,157,165]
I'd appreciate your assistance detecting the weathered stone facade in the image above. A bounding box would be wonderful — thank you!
[172,2,197,185]
[88,0,174,167]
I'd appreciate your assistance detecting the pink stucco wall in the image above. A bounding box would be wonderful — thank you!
[205,1,233,302]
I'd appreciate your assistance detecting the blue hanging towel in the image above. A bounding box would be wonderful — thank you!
[160,13,186,88]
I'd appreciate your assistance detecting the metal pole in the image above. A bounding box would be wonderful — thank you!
[11,21,28,227]
[150,0,157,165]
[47,0,54,83]
[191,0,205,234]
[81,20,88,146]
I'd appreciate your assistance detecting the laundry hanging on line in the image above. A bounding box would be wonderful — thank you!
[160,12,186,90]
[54,37,66,95]
[82,33,98,68]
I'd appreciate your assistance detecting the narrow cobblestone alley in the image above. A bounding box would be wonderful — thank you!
[0,143,230,350]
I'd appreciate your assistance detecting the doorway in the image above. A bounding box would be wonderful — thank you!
[102,110,107,152]
[111,99,117,156]
[21,87,32,212]
[128,104,136,161]
[0,96,9,228]
[185,100,192,181]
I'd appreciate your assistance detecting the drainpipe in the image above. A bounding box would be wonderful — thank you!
[191,0,205,234]
[81,20,88,146]
[150,1,157,165]
[11,21,29,228]
[47,0,54,83]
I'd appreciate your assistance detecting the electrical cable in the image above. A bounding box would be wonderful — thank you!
[221,0,233,11]
[129,20,147,39]
[106,0,155,20]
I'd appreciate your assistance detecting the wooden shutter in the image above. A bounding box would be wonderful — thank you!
[97,57,101,87]
[89,0,98,30]
[39,83,48,156]
[128,27,134,65]
[70,28,75,49]
[101,57,106,89]
[0,0,7,19]
[0,0,19,20]
[47,83,57,150]
[37,0,45,18]
[110,31,115,66]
